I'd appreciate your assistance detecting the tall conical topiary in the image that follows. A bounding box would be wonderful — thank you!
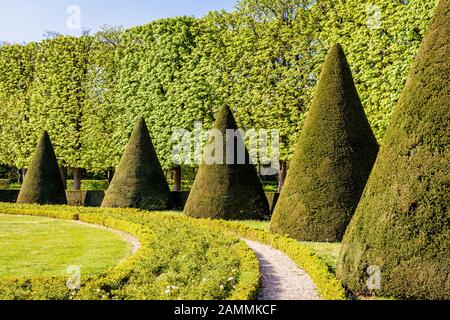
[17,132,67,205]
[102,118,170,210]
[270,44,379,242]
[184,105,270,220]
[337,1,449,300]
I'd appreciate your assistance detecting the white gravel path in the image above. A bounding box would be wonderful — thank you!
[243,239,321,300]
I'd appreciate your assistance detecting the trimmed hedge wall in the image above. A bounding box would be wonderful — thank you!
[0,204,260,300]
[184,105,270,221]
[0,190,280,213]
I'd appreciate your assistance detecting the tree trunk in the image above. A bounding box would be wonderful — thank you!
[20,168,28,183]
[107,168,114,185]
[73,167,82,191]
[277,160,287,193]
[172,165,182,192]
[60,165,67,190]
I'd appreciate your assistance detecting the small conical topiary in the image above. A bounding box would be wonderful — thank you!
[270,44,379,242]
[184,105,270,220]
[337,1,449,300]
[17,131,67,205]
[102,117,170,210]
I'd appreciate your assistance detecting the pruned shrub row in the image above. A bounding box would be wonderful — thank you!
[199,219,347,300]
[0,203,260,300]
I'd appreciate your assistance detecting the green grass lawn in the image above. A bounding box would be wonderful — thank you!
[237,220,341,272]
[0,214,132,278]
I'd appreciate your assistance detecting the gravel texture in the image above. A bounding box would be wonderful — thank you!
[243,239,321,300]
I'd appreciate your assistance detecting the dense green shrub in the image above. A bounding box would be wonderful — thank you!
[271,44,378,242]
[0,203,260,300]
[102,118,170,210]
[337,0,449,300]
[184,105,270,220]
[16,132,67,205]
[0,42,37,168]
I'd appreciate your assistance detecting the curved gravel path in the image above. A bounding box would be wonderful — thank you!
[243,239,321,300]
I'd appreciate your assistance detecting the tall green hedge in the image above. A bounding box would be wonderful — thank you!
[184,105,270,220]
[0,1,436,176]
[270,44,378,242]
[30,35,92,170]
[337,0,449,300]
[17,132,67,205]
[113,17,215,171]
[102,118,170,210]
[0,43,37,168]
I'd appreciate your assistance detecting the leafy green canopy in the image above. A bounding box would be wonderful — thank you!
[81,26,124,172]
[337,0,450,300]
[0,2,436,175]
[17,132,67,205]
[314,0,436,141]
[0,43,37,167]
[113,17,216,171]
[270,44,379,242]
[102,118,170,210]
[184,105,270,220]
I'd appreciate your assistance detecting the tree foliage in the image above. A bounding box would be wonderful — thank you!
[0,1,436,177]
[184,105,270,220]
[270,44,378,242]
[0,43,37,167]
[30,35,93,169]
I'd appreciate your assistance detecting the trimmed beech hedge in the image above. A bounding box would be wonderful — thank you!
[0,204,259,300]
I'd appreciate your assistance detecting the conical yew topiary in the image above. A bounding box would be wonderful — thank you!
[270,44,379,242]
[102,118,170,210]
[337,1,450,299]
[184,105,270,220]
[17,131,67,205]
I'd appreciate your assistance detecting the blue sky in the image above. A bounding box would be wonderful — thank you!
[0,0,237,43]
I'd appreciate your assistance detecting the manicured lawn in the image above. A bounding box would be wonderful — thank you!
[0,214,131,278]
[237,220,341,272]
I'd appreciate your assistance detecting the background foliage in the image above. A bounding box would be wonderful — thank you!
[0,0,436,177]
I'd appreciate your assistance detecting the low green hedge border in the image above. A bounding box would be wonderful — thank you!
[198,220,347,300]
[0,203,344,300]
[0,204,260,300]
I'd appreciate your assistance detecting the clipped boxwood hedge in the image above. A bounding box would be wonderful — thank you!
[0,203,345,300]
[0,203,259,300]
[199,220,347,300]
